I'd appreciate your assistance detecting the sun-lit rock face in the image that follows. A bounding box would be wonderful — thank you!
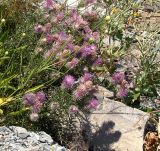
[0,126,68,151]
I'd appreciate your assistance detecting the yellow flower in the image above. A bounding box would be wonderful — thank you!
[0,98,3,105]
[105,16,111,21]
[0,97,13,106]
[133,12,140,17]
[111,8,118,14]
[89,38,94,42]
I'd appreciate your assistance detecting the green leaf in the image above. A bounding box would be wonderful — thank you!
[133,93,140,101]
[0,109,3,115]
[146,108,152,113]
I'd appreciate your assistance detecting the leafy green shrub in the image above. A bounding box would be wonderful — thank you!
[129,31,160,103]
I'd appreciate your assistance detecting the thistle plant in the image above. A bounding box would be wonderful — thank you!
[1,0,158,149]
[0,0,149,142]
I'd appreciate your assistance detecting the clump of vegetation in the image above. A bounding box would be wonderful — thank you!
[0,0,160,149]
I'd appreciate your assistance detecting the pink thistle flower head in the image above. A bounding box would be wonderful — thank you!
[69,105,78,114]
[43,0,54,9]
[57,32,71,44]
[55,12,64,22]
[31,100,42,113]
[80,44,97,58]
[92,57,103,67]
[34,24,43,33]
[66,43,75,52]
[43,23,52,33]
[30,113,39,122]
[23,92,36,106]
[66,58,79,69]
[83,26,92,34]
[75,16,88,29]
[92,32,100,40]
[87,98,99,109]
[45,34,54,43]
[73,84,88,100]
[70,10,88,29]
[112,71,125,85]
[62,75,75,89]
[116,87,128,98]
[81,72,93,82]
[73,89,84,100]
[70,9,78,21]
[85,0,97,5]
[36,91,46,103]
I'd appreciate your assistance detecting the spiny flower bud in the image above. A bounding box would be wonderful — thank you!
[30,113,39,122]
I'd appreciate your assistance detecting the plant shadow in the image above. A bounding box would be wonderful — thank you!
[82,121,121,151]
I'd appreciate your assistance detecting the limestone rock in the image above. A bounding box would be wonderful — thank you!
[0,126,68,151]
[86,99,149,151]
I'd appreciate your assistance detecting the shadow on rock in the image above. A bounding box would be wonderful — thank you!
[85,121,121,151]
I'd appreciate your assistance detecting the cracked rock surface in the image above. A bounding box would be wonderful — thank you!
[0,126,67,151]
[87,99,149,151]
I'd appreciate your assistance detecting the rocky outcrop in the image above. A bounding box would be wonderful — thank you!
[84,99,150,151]
[0,126,68,151]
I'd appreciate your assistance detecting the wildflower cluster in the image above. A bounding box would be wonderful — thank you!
[32,0,104,112]
[33,0,103,70]
[19,0,142,120]
[23,91,46,121]
[112,71,129,99]
[62,72,99,113]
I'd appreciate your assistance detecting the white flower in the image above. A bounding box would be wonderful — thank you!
[22,33,26,36]
[1,19,5,23]
[5,51,8,55]
[105,16,111,21]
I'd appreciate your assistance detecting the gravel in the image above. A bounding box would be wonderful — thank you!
[0,126,68,151]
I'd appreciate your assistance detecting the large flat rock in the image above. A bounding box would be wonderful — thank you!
[86,99,149,151]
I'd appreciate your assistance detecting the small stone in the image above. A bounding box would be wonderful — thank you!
[12,127,29,139]
[42,144,53,151]
[29,132,40,140]
[38,131,53,144]
[52,143,66,151]
[0,126,12,133]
